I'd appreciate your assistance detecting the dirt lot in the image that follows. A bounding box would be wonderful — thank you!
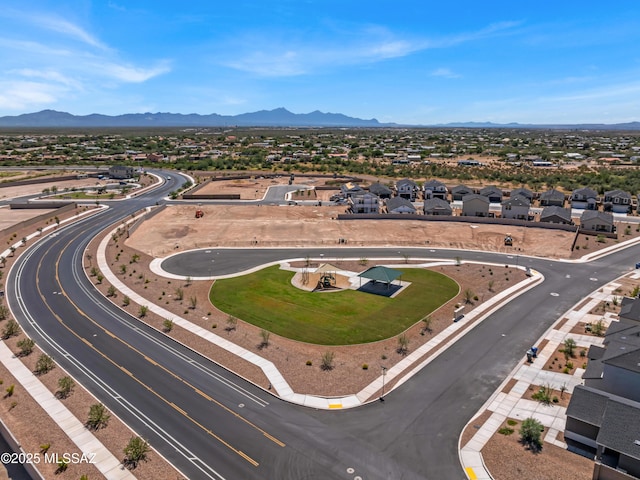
[0,207,58,232]
[481,419,593,480]
[127,204,577,258]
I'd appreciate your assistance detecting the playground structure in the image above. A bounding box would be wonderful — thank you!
[315,271,336,290]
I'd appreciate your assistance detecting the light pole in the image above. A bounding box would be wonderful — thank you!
[380,366,387,402]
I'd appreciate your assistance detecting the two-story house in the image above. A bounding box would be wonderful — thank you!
[571,187,598,210]
[501,194,531,220]
[539,188,566,207]
[348,192,379,214]
[565,306,640,480]
[479,185,503,203]
[603,190,633,214]
[423,180,448,200]
[461,194,490,217]
[396,178,420,201]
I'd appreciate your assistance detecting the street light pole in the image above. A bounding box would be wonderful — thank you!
[380,366,387,402]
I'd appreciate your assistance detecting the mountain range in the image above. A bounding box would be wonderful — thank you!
[0,109,639,130]
[0,108,383,128]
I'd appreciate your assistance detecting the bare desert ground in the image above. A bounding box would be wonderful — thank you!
[127,204,577,258]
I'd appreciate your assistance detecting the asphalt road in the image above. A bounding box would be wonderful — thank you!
[7,171,640,479]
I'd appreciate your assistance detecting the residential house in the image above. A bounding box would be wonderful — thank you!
[539,188,566,207]
[396,178,420,201]
[510,187,534,202]
[451,185,475,201]
[340,182,363,198]
[423,179,448,200]
[571,187,598,210]
[479,185,503,203]
[580,211,615,233]
[461,194,490,217]
[368,182,393,199]
[348,192,379,214]
[619,297,640,325]
[501,194,531,220]
[539,206,573,224]
[565,314,640,479]
[385,197,416,214]
[423,198,453,216]
[108,165,134,179]
[603,190,633,214]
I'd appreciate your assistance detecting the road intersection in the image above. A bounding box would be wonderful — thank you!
[6,171,640,479]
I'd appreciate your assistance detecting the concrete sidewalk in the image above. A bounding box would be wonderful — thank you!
[459,273,635,479]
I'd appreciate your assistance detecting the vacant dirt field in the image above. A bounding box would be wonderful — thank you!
[0,207,58,232]
[127,204,577,258]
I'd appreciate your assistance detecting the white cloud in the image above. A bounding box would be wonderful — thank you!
[431,68,461,79]
[100,61,172,83]
[0,81,64,110]
[222,21,521,77]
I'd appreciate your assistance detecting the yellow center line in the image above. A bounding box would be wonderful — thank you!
[31,230,267,466]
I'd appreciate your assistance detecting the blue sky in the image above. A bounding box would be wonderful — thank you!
[1,1,640,124]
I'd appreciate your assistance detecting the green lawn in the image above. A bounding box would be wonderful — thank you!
[209,265,459,345]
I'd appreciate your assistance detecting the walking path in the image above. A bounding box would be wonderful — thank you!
[459,271,640,479]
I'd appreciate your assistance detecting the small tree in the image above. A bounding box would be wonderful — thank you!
[0,304,10,321]
[123,436,150,469]
[175,287,184,301]
[226,315,238,332]
[86,253,93,266]
[120,264,127,274]
[86,403,110,430]
[107,285,117,297]
[90,266,99,277]
[560,383,568,399]
[488,279,495,292]
[2,319,20,339]
[122,295,131,307]
[463,288,475,304]
[189,296,198,309]
[9,246,16,257]
[421,315,433,334]
[397,333,409,355]
[16,338,35,356]
[96,273,104,284]
[34,354,55,375]
[320,351,335,371]
[591,319,605,337]
[56,376,75,399]
[184,276,192,287]
[519,417,544,451]
[138,305,148,318]
[259,329,270,348]
[563,338,577,359]
[130,253,140,263]
[162,319,174,333]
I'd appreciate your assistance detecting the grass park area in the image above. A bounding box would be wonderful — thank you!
[210,265,459,345]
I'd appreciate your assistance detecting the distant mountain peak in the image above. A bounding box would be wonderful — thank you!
[0,108,384,128]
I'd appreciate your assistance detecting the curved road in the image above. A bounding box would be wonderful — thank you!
[7,172,640,479]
